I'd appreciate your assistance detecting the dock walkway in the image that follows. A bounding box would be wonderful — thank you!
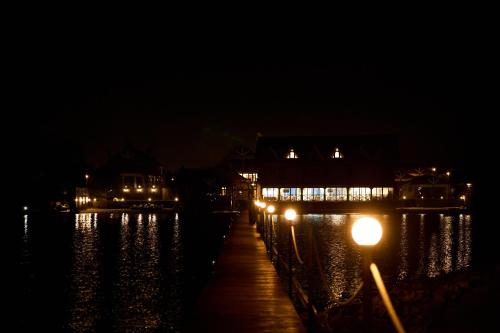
[185,211,306,332]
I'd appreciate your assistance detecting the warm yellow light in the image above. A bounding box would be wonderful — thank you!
[466,183,472,188]
[123,188,130,193]
[137,188,143,193]
[254,200,260,206]
[121,198,125,202]
[284,208,297,222]
[402,196,406,200]
[93,198,97,202]
[174,197,179,202]
[148,198,152,202]
[151,188,157,192]
[260,202,267,209]
[266,205,275,213]
[446,171,451,176]
[138,185,142,188]
[152,185,156,188]
[460,195,466,200]
[431,167,436,172]
[351,217,383,246]
[85,174,89,179]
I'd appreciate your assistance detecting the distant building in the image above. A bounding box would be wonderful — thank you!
[175,167,252,210]
[91,147,169,202]
[396,167,471,208]
[255,136,398,211]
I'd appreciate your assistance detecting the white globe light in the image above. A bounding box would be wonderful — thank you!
[284,208,297,221]
[351,217,383,246]
[266,205,275,213]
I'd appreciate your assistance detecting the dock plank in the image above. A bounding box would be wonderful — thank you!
[184,212,306,332]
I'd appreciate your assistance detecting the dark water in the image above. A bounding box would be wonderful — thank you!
[13,212,233,332]
[270,213,474,309]
[13,211,476,331]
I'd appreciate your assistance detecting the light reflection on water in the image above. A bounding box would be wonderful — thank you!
[69,213,101,331]
[457,214,472,270]
[274,213,474,309]
[397,214,408,280]
[16,211,232,332]
[66,212,176,331]
[114,213,161,331]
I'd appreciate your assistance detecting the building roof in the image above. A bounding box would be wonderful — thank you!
[256,135,398,162]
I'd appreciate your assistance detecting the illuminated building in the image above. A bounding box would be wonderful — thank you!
[256,136,397,211]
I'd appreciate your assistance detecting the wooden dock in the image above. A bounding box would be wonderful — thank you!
[184,212,306,333]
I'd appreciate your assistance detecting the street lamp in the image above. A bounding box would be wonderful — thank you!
[266,205,275,214]
[352,217,382,246]
[284,208,297,295]
[352,216,383,332]
[284,208,297,222]
[85,174,89,187]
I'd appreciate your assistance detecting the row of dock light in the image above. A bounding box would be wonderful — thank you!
[253,200,405,333]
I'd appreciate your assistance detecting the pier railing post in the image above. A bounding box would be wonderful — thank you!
[288,223,293,296]
[284,208,297,297]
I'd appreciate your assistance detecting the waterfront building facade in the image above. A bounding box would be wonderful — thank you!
[256,136,398,211]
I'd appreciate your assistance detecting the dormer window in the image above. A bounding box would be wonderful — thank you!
[286,148,298,159]
[332,147,344,159]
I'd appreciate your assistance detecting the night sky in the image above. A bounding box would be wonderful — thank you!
[10,32,492,181]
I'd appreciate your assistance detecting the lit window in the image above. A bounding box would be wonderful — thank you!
[302,188,324,201]
[332,147,344,159]
[325,187,347,201]
[286,148,298,159]
[221,186,227,196]
[371,187,394,200]
[239,173,258,182]
[349,187,371,201]
[279,188,301,201]
[262,188,279,200]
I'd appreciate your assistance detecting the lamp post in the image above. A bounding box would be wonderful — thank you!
[352,216,383,332]
[284,208,297,296]
[85,174,89,187]
[260,202,267,239]
[266,205,275,256]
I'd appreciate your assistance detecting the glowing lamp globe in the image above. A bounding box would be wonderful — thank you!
[284,208,297,222]
[260,202,267,209]
[266,205,276,213]
[351,217,383,246]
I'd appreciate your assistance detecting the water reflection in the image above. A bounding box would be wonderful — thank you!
[324,215,348,304]
[16,211,234,332]
[397,214,408,280]
[114,213,161,330]
[457,214,472,270]
[68,213,101,331]
[417,214,426,275]
[283,213,475,310]
[23,214,28,240]
[427,233,439,278]
[440,215,453,274]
